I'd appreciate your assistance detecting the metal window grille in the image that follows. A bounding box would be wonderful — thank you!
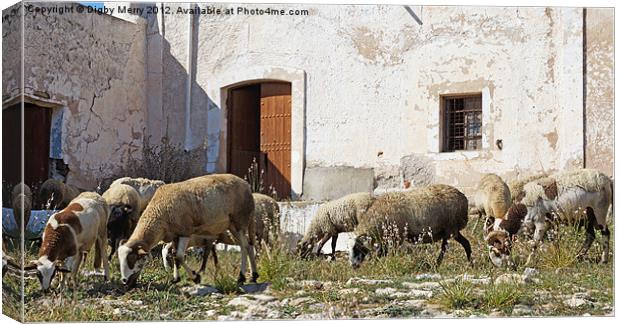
[443,95,482,152]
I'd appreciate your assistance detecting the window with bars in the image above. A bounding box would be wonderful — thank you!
[441,94,482,152]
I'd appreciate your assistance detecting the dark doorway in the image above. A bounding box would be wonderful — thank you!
[2,103,52,195]
[228,82,292,198]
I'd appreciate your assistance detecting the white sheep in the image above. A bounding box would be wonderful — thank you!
[24,192,110,291]
[349,184,472,268]
[110,177,165,213]
[297,192,374,260]
[470,174,511,234]
[117,174,258,287]
[488,169,613,265]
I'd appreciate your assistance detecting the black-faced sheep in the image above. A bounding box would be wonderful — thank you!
[349,184,472,268]
[117,174,258,287]
[102,184,141,260]
[488,169,612,265]
[162,193,279,274]
[298,192,374,260]
[38,179,81,210]
[24,192,110,291]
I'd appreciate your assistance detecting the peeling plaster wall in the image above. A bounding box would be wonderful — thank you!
[153,4,591,196]
[2,4,22,102]
[19,4,147,189]
[584,8,614,177]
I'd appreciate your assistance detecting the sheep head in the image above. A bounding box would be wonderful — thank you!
[24,257,71,292]
[485,230,515,269]
[348,234,371,269]
[118,240,149,288]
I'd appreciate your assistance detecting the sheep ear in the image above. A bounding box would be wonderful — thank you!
[137,248,149,258]
[23,261,38,271]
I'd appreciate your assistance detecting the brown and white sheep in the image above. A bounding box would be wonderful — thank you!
[487,169,613,266]
[117,174,258,287]
[24,192,110,291]
[38,179,81,210]
[102,184,141,260]
[349,184,472,268]
[109,177,165,213]
[298,192,374,260]
[161,193,280,273]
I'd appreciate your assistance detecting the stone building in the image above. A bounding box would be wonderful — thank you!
[2,3,614,201]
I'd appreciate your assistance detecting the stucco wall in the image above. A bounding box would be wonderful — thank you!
[2,4,22,103]
[584,8,614,177]
[151,4,589,196]
[18,3,147,189]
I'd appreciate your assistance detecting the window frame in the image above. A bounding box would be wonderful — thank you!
[439,93,483,152]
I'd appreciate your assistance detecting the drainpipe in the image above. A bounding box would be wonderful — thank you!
[184,3,194,151]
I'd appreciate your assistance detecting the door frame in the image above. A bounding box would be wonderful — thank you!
[214,66,306,199]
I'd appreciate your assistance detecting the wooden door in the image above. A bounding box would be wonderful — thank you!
[1,103,52,194]
[260,82,291,198]
[228,84,261,179]
[24,103,52,187]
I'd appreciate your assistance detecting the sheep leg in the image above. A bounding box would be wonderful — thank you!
[70,251,83,291]
[600,225,610,264]
[107,239,117,261]
[435,238,449,267]
[576,208,597,261]
[229,228,253,284]
[329,234,338,261]
[97,236,110,281]
[174,237,201,284]
[162,242,174,271]
[314,233,332,258]
[454,232,473,265]
[199,240,215,273]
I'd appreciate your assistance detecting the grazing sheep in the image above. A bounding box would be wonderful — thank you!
[109,177,165,213]
[24,192,110,291]
[470,174,511,234]
[102,184,141,260]
[298,192,375,260]
[162,193,280,274]
[11,183,33,238]
[38,179,81,210]
[508,173,548,203]
[117,174,258,287]
[349,184,472,268]
[488,169,612,265]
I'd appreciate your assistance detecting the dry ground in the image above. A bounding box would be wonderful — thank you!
[2,217,614,321]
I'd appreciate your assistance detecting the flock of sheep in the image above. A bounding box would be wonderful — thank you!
[1,167,613,295]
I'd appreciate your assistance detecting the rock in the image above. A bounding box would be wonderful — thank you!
[182,285,220,297]
[403,299,426,309]
[289,297,314,307]
[564,295,593,307]
[408,289,433,299]
[239,282,271,294]
[227,297,255,308]
[128,300,143,306]
[113,308,121,315]
[402,281,441,290]
[495,274,524,285]
[341,288,361,295]
[461,274,491,285]
[375,287,398,296]
[512,304,533,316]
[415,273,442,281]
[294,290,307,296]
[299,280,323,290]
[296,313,324,320]
[266,310,282,319]
[248,294,276,303]
[489,311,504,317]
[346,277,393,286]
[205,310,216,317]
[583,313,591,317]
[523,267,539,279]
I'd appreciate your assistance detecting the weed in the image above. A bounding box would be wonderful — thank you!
[213,273,240,294]
[437,278,475,309]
